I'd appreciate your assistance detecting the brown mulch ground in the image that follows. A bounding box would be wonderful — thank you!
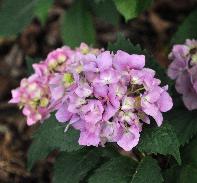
[0,0,196,182]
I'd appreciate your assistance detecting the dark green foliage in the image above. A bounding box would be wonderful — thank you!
[179,165,197,183]
[113,0,153,21]
[0,0,36,36]
[108,34,143,54]
[171,8,197,44]
[34,0,53,25]
[182,135,197,167]
[166,108,197,146]
[131,156,163,183]
[61,0,95,47]
[90,0,120,26]
[163,166,182,183]
[163,164,197,183]
[53,150,101,183]
[27,115,81,170]
[89,156,137,183]
[138,123,181,164]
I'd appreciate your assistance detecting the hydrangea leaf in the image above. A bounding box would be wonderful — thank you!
[108,33,143,53]
[61,0,95,47]
[182,135,197,167]
[90,0,120,26]
[113,0,153,21]
[137,123,181,164]
[171,8,197,44]
[94,0,105,3]
[179,165,197,183]
[166,108,197,146]
[53,150,101,183]
[163,164,197,183]
[0,0,36,36]
[131,156,163,183]
[89,157,137,183]
[34,0,53,25]
[163,165,181,183]
[27,115,81,170]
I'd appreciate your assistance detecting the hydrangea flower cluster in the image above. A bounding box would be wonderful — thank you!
[10,43,173,151]
[10,43,100,125]
[168,39,197,110]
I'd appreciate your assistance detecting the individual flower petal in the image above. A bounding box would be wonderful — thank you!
[101,121,123,142]
[103,102,119,121]
[55,103,72,123]
[141,99,163,126]
[93,83,108,98]
[175,70,191,95]
[182,91,197,110]
[109,83,127,100]
[94,69,120,85]
[78,130,100,146]
[96,51,112,71]
[113,50,145,71]
[157,91,173,112]
[117,126,140,151]
[80,100,104,123]
[75,82,92,98]
[68,94,86,113]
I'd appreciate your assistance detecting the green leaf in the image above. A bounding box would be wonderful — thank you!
[90,0,119,26]
[137,123,181,164]
[94,0,105,3]
[182,135,197,167]
[34,0,53,25]
[131,156,163,183]
[53,150,101,183]
[61,0,95,47]
[100,145,120,158]
[163,135,197,183]
[27,115,81,170]
[108,34,171,86]
[89,157,137,183]
[0,0,36,36]
[163,164,197,183]
[171,8,197,44]
[108,33,143,53]
[179,165,197,183]
[166,108,197,146]
[163,166,181,183]
[113,0,153,21]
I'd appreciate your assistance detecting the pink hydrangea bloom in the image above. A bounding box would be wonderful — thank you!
[10,43,173,151]
[167,39,197,110]
[10,43,100,125]
[9,75,51,125]
[51,49,172,151]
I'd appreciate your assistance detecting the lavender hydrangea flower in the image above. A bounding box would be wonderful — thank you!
[10,43,173,151]
[168,39,197,110]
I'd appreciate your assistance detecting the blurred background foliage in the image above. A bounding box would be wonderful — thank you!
[0,0,196,182]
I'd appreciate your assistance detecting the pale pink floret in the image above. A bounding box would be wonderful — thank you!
[9,76,51,125]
